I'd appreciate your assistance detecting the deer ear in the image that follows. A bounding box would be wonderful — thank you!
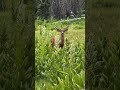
[63,26,69,32]
[63,29,68,32]
[52,27,61,32]
[56,28,61,32]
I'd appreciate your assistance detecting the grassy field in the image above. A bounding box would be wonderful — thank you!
[35,18,85,90]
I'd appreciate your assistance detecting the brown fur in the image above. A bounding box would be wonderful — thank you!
[51,37,55,47]
[51,27,68,48]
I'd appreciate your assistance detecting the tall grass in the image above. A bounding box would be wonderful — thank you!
[35,19,85,90]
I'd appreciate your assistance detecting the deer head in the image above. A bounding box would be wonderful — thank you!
[51,26,69,48]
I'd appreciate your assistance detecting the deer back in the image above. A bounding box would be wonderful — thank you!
[51,35,60,47]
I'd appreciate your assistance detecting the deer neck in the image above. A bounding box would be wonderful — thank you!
[60,33,64,44]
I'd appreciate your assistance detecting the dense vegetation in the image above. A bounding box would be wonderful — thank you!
[35,19,85,90]
[86,1,120,89]
[35,0,85,19]
[0,0,34,89]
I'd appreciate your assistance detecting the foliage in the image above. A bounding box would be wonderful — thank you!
[85,2,120,89]
[36,0,50,19]
[35,19,85,90]
[36,0,85,19]
[0,0,34,89]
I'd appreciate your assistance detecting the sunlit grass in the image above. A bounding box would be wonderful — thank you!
[35,19,85,90]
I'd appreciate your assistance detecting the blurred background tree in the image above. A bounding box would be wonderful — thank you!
[35,0,85,19]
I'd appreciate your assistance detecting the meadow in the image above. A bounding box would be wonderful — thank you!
[35,18,85,90]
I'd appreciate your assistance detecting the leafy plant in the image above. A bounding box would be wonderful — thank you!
[35,19,85,90]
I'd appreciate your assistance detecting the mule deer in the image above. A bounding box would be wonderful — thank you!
[51,26,69,48]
